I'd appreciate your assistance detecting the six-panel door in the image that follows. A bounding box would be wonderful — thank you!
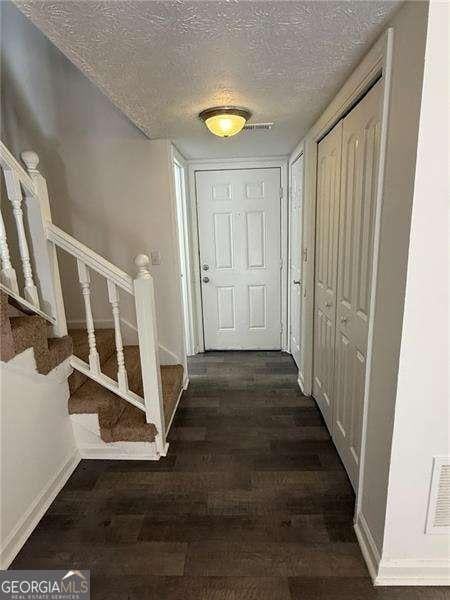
[196,168,281,350]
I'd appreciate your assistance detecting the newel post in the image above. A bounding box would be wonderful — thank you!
[133,254,167,456]
[21,151,67,336]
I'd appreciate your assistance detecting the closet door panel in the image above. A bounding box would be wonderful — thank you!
[333,80,382,490]
[313,121,342,430]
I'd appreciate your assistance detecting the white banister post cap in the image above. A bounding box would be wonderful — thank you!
[134,254,151,278]
[21,150,40,172]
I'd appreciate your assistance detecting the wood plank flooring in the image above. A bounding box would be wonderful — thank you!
[11,352,446,599]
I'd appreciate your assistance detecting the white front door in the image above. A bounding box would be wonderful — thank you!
[196,168,281,350]
[289,154,304,373]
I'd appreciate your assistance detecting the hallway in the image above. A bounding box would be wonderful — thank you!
[11,353,446,598]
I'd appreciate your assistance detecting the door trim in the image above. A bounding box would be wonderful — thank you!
[187,158,289,353]
[287,147,304,388]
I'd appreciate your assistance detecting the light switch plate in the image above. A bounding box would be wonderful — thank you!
[150,250,161,266]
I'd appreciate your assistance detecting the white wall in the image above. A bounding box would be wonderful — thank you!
[357,0,429,553]
[378,0,449,580]
[1,1,185,363]
[0,357,79,568]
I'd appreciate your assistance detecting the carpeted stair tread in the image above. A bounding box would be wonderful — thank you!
[69,346,144,441]
[162,364,184,426]
[68,328,116,394]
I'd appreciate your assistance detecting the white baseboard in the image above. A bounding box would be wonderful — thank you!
[375,559,450,586]
[71,417,159,460]
[354,512,381,582]
[355,512,450,586]
[0,450,81,569]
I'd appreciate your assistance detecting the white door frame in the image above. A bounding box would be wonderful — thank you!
[171,145,196,356]
[187,157,289,353]
[297,29,394,513]
[287,145,304,389]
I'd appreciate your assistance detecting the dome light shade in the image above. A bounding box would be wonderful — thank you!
[199,107,251,138]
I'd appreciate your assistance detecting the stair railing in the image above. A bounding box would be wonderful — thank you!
[0,142,168,456]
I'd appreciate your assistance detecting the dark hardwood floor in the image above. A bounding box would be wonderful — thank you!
[11,352,446,599]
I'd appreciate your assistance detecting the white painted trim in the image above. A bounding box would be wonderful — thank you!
[171,146,196,358]
[0,449,81,569]
[375,559,450,587]
[354,512,381,582]
[287,147,305,376]
[187,157,289,353]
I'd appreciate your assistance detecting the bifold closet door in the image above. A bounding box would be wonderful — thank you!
[313,121,342,431]
[333,80,382,489]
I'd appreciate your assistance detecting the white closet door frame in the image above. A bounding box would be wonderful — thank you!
[187,157,289,354]
[299,28,394,508]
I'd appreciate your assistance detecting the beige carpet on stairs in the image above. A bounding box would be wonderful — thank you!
[68,329,184,443]
[0,292,72,373]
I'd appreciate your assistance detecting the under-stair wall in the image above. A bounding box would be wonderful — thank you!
[0,341,78,569]
[1,0,185,367]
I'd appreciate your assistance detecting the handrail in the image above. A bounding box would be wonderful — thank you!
[0,141,36,198]
[46,223,134,294]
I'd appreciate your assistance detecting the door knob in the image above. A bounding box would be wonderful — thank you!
[340,316,348,324]
[202,264,209,271]
[293,280,301,285]
[325,301,332,308]
[202,276,210,284]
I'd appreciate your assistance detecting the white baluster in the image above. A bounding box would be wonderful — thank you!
[0,209,19,293]
[77,259,100,373]
[3,169,39,306]
[107,279,128,392]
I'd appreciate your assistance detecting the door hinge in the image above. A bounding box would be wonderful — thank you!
[302,247,308,262]
[279,187,284,199]
[280,322,283,333]
[280,258,283,270]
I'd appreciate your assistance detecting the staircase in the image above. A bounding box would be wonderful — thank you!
[0,141,187,460]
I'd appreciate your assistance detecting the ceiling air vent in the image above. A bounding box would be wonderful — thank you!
[426,456,450,534]
[243,122,274,132]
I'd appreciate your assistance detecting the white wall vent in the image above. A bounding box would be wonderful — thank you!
[243,122,274,131]
[425,456,450,534]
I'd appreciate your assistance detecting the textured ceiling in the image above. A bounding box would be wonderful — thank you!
[14,0,401,159]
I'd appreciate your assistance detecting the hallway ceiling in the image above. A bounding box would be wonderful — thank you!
[14,1,401,159]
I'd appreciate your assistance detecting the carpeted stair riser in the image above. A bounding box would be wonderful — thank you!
[68,329,116,394]
[9,315,72,374]
[0,292,14,361]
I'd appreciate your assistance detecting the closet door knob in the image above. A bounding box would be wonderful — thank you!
[325,301,332,308]
[340,316,348,324]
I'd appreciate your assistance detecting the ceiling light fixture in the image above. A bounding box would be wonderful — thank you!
[199,106,251,138]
